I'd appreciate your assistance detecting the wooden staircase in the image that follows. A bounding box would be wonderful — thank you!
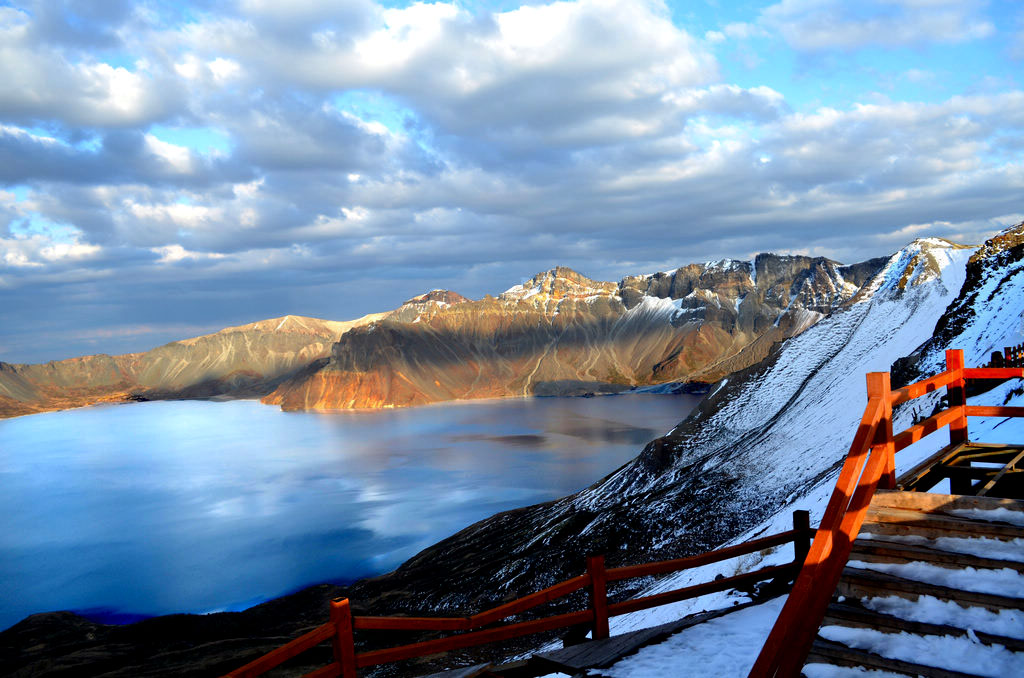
[803,490,1024,677]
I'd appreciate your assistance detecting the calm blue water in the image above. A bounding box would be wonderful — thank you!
[0,394,700,630]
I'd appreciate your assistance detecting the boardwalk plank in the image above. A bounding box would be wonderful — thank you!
[531,599,764,672]
[807,639,983,678]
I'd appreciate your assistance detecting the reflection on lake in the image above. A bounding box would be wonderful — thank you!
[0,393,701,629]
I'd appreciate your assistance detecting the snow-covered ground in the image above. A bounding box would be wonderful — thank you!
[601,597,785,677]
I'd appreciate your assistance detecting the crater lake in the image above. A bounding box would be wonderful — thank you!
[0,393,701,630]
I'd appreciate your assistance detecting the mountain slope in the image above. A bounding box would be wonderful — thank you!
[0,313,384,418]
[346,236,978,613]
[1,254,884,419]
[264,255,886,411]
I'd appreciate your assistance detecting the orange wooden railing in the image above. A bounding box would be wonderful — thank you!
[227,512,814,678]
[749,349,1024,677]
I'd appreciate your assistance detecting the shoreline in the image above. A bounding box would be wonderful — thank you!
[0,379,710,421]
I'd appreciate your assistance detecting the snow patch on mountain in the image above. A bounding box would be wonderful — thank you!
[621,295,684,324]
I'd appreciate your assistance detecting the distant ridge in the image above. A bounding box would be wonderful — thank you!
[1,249,893,418]
[264,253,887,411]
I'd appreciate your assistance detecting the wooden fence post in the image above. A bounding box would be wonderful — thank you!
[330,597,358,678]
[946,349,968,446]
[587,555,610,640]
[866,372,895,490]
[946,349,971,494]
[793,510,811,569]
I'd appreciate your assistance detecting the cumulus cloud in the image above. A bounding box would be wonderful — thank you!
[0,7,182,129]
[0,0,1021,362]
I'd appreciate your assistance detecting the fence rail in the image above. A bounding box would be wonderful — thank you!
[749,349,1024,677]
[226,513,814,677]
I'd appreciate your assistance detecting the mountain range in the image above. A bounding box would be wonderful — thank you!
[0,252,887,418]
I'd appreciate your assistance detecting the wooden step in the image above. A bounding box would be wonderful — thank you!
[836,567,1024,614]
[850,536,1024,573]
[861,506,1024,541]
[871,489,1024,515]
[806,638,983,678]
[821,602,1024,651]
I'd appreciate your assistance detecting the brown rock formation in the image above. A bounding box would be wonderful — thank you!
[0,314,384,418]
[265,255,887,411]
[1,253,889,419]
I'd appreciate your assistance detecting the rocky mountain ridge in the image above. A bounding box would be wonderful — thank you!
[1,251,887,419]
[0,313,384,418]
[263,253,887,411]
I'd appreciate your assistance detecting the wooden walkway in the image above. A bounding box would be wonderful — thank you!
[804,490,1024,676]
[898,442,1024,498]
[418,599,767,677]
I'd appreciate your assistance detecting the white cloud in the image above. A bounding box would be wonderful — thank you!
[144,135,194,173]
[1,233,101,268]
[127,200,221,231]
[208,58,241,82]
[0,8,176,128]
[151,244,226,264]
[762,0,995,50]
[174,0,718,152]
[721,22,769,41]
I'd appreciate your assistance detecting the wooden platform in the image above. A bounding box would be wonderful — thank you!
[804,490,1024,677]
[418,599,768,677]
[531,601,763,675]
[897,442,1024,498]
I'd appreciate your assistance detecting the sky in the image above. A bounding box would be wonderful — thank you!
[1,0,1022,363]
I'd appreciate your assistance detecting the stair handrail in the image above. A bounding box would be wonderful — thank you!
[749,349,1024,676]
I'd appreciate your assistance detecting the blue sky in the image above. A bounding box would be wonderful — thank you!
[1,0,1022,362]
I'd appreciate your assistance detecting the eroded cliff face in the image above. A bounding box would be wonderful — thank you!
[2,252,888,418]
[0,314,384,418]
[264,254,887,412]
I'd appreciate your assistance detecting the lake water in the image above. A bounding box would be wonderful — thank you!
[0,394,701,630]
